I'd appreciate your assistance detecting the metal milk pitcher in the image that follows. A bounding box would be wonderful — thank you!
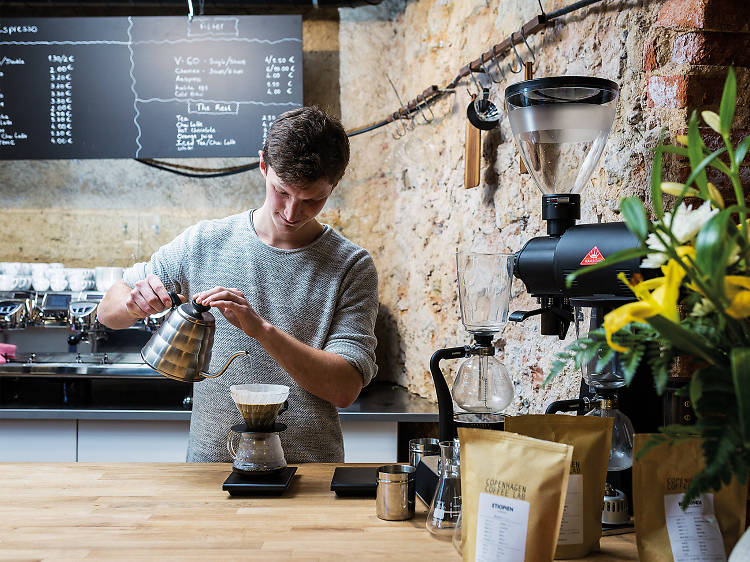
[141,292,249,383]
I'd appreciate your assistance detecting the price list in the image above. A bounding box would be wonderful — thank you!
[48,54,74,146]
[261,114,277,145]
[0,54,29,147]
[265,54,295,96]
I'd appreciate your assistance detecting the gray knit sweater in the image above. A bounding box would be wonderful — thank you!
[123,210,379,463]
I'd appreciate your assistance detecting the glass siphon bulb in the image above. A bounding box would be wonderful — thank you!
[586,403,634,471]
[452,355,514,414]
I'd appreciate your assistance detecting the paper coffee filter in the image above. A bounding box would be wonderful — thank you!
[230,383,289,406]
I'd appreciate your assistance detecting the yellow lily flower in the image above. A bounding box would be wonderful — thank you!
[725,275,750,319]
[604,257,687,351]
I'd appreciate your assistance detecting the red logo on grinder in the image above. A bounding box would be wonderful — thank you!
[580,246,605,265]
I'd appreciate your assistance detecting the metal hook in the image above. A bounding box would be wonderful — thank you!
[518,26,536,64]
[416,94,435,124]
[480,55,502,84]
[509,32,524,74]
[469,67,484,96]
[386,74,412,139]
[405,108,417,131]
[489,46,507,82]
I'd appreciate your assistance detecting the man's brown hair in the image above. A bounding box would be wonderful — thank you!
[262,106,350,187]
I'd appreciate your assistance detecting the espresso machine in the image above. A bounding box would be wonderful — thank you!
[504,76,664,523]
[0,287,190,411]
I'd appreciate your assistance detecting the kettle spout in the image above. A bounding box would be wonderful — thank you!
[201,351,251,379]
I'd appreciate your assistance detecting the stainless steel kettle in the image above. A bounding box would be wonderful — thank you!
[141,292,249,383]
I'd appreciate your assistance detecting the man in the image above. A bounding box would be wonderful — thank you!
[97,107,378,463]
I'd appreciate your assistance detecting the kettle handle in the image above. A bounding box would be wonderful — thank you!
[168,292,182,309]
[226,429,238,460]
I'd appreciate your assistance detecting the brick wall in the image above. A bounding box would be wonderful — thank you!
[644,0,750,202]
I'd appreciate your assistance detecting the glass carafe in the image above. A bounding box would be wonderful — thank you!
[426,440,461,536]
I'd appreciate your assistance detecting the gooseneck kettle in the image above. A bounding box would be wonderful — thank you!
[141,292,249,383]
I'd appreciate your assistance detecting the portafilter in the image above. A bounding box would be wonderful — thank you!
[141,292,249,383]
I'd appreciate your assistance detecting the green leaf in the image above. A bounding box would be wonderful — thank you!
[682,148,727,193]
[595,346,616,374]
[731,348,750,447]
[621,197,649,241]
[736,135,750,168]
[688,111,709,194]
[695,209,733,281]
[647,315,724,366]
[651,130,666,218]
[719,67,737,136]
[658,145,689,157]
[621,345,645,385]
[564,247,650,288]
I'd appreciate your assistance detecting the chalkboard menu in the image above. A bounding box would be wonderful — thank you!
[0,16,303,159]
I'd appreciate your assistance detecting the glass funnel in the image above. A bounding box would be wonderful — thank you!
[456,252,513,333]
[505,76,619,195]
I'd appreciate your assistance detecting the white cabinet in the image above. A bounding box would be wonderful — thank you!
[340,420,397,463]
[77,420,190,462]
[0,418,397,463]
[0,419,77,462]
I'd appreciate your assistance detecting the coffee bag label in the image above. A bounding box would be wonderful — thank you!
[664,493,726,562]
[475,491,530,562]
[557,474,584,545]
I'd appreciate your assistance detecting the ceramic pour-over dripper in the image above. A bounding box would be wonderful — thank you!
[230,384,289,430]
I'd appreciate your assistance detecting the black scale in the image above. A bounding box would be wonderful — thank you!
[222,467,298,496]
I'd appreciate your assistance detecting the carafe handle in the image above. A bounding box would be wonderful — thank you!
[226,429,238,460]
[279,400,288,416]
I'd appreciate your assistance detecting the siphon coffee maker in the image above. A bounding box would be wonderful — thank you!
[429,252,515,442]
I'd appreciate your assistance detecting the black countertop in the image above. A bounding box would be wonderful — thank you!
[0,383,438,422]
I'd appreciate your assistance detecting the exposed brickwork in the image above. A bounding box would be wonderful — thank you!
[647,71,750,110]
[657,0,750,32]
[643,38,659,72]
[673,31,750,66]
[647,75,688,108]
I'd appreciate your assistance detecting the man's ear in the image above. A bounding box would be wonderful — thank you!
[258,150,267,178]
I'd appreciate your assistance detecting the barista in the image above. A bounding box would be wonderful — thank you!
[97,107,379,463]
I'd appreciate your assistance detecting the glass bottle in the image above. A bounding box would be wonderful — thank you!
[426,439,461,536]
[452,509,463,554]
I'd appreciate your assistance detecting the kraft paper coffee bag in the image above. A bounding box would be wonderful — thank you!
[458,427,573,562]
[633,434,747,562]
[505,414,613,559]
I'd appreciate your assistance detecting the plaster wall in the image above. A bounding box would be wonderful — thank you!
[336,0,668,411]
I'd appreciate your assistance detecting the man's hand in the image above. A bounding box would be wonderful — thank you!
[194,287,268,338]
[194,285,362,408]
[125,274,174,319]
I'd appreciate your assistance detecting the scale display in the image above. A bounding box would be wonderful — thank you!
[0,15,303,159]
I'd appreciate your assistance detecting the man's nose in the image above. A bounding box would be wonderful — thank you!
[285,199,300,220]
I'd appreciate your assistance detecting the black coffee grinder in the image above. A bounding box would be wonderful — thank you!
[504,76,662,524]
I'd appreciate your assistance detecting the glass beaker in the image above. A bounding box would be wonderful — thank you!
[426,439,461,537]
[456,252,513,333]
[452,509,463,554]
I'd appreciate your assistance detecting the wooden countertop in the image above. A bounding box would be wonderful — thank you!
[0,463,637,561]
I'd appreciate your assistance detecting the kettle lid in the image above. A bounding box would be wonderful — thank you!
[182,299,211,319]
